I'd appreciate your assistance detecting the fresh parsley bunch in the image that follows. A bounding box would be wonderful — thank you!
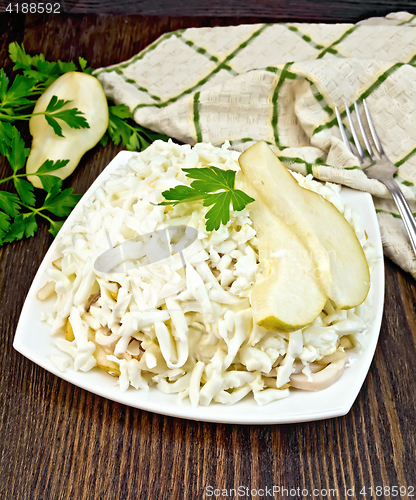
[160,167,254,231]
[0,45,92,245]
[0,122,82,243]
[8,42,93,87]
[0,43,169,246]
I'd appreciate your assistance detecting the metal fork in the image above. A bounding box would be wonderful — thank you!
[335,99,416,256]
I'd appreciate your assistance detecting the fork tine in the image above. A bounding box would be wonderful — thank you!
[362,99,385,156]
[353,102,376,161]
[334,106,354,155]
[344,102,365,162]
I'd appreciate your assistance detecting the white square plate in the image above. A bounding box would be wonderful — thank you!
[14,151,384,424]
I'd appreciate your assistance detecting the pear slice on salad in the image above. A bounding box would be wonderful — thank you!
[26,72,109,189]
[237,176,327,331]
[238,141,370,309]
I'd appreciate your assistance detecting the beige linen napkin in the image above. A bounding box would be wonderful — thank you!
[95,11,416,276]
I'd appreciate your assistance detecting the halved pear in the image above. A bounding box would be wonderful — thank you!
[27,72,109,189]
[238,177,327,331]
[238,141,370,309]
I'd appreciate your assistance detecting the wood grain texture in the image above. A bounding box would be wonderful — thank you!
[1,0,416,21]
[0,12,416,500]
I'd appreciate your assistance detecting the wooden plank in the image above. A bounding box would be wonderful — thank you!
[3,0,414,22]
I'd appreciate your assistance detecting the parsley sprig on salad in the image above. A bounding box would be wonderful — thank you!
[160,167,254,231]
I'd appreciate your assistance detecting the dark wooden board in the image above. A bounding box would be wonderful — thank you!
[2,1,416,21]
[0,13,416,500]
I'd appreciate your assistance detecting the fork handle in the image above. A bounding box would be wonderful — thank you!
[383,178,416,257]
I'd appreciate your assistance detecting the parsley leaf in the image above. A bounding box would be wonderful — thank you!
[23,213,38,238]
[3,214,26,243]
[9,127,30,172]
[0,69,37,115]
[48,219,64,237]
[39,95,90,137]
[0,70,8,102]
[102,104,169,151]
[0,126,30,173]
[0,211,11,243]
[39,175,63,192]
[14,178,35,206]
[230,188,257,211]
[50,107,89,130]
[36,159,70,174]
[203,191,233,232]
[160,166,254,231]
[2,213,37,243]
[0,192,20,217]
[78,57,94,75]
[184,167,235,192]
[36,159,69,191]
[0,122,14,156]
[1,74,36,108]
[45,95,71,113]
[44,115,64,137]
[110,104,131,119]
[43,185,82,218]
[8,42,33,68]
[9,43,81,88]
[161,185,206,204]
